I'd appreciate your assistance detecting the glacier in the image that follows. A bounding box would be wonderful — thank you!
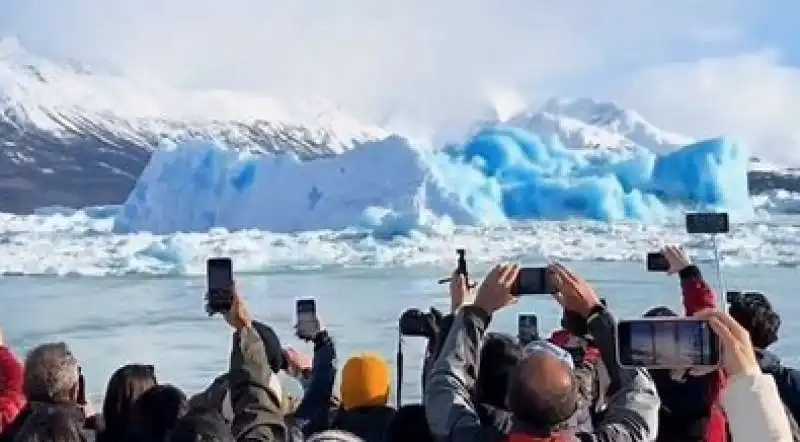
[113,125,751,235]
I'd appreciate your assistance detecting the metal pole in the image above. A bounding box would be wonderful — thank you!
[711,234,726,310]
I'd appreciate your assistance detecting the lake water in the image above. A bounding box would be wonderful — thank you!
[3,261,797,406]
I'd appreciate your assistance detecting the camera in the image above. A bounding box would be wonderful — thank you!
[399,308,440,338]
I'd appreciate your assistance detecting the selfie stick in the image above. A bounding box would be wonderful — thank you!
[711,234,727,310]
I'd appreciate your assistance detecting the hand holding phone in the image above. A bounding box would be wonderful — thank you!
[616,318,720,369]
[296,299,320,341]
[646,252,670,272]
[511,267,552,295]
[205,258,233,315]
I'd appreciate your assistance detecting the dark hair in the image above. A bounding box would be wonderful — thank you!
[388,404,433,442]
[643,306,677,318]
[15,406,86,442]
[101,364,157,441]
[507,357,579,434]
[136,384,188,438]
[476,333,522,409]
[729,292,780,349]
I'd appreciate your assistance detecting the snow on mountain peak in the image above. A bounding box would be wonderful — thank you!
[537,97,692,153]
[0,37,387,154]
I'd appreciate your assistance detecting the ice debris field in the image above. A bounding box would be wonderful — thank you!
[114,125,751,235]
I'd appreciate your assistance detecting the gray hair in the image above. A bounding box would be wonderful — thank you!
[24,343,79,403]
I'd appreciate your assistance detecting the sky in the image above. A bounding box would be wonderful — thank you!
[0,0,799,164]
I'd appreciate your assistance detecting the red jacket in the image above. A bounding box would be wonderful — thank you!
[0,346,25,431]
[680,266,727,442]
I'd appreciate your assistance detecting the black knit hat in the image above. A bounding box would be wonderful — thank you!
[252,320,287,373]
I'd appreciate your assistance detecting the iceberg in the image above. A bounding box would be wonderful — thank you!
[113,125,751,235]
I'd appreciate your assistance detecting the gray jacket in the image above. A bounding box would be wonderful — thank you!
[424,306,660,442]
[229,325,289,441]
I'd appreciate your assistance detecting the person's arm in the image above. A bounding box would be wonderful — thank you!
[293,331,337,436]
[723,372,793,442]
[424,306,500,442]
[431,314,456,362]
[0,345,25,429]
[586,309,660,442]
[229,326,288,442]
[679,265,717,315]
[662,245,717,315]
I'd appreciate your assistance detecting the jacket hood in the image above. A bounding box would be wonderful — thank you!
[756,347,782,373]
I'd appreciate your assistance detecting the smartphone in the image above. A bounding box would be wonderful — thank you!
[646,252,670,272]
[685,212,729,234]
[296,299,317,339]
[726,290,743,304]
[77,366,86,405]
[205,258,233,314]
[616,318,720,369]
[512,267,551,295]
[518,314,539,345]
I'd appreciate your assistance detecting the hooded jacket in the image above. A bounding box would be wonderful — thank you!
[0,346,25,431]
[677,265,728,442]
[424,305,660,442]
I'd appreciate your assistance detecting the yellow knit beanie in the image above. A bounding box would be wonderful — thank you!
[340,353,391,411]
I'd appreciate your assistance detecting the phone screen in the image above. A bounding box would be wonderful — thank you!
[685,213,730,234]
[646,253,670,272]
[207,258,233,291]
[512,267,550,295]
[296,299,317,327]
[518,314,539,345]
[617,318,720,368]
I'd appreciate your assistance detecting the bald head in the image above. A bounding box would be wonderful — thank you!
[507,352,578,433]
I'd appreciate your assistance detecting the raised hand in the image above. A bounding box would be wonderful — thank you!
[548,263,601,317]
[283,347,312,378]
[296,317,322,341]
[223,283,253,331]
[694,309,759,376]
[474,264,519,314]
[663,245,692,275]
[449,269,474,312]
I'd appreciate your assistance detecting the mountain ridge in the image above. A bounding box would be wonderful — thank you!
[0,38,795,214]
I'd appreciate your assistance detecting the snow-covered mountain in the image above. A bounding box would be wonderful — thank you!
[0,38,795,213]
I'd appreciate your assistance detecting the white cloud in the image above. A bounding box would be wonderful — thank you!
[0,0,756,129]
[620,50,800,165]
[2,0,798,164]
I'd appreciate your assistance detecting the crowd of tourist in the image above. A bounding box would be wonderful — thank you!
[0,244,798,441]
